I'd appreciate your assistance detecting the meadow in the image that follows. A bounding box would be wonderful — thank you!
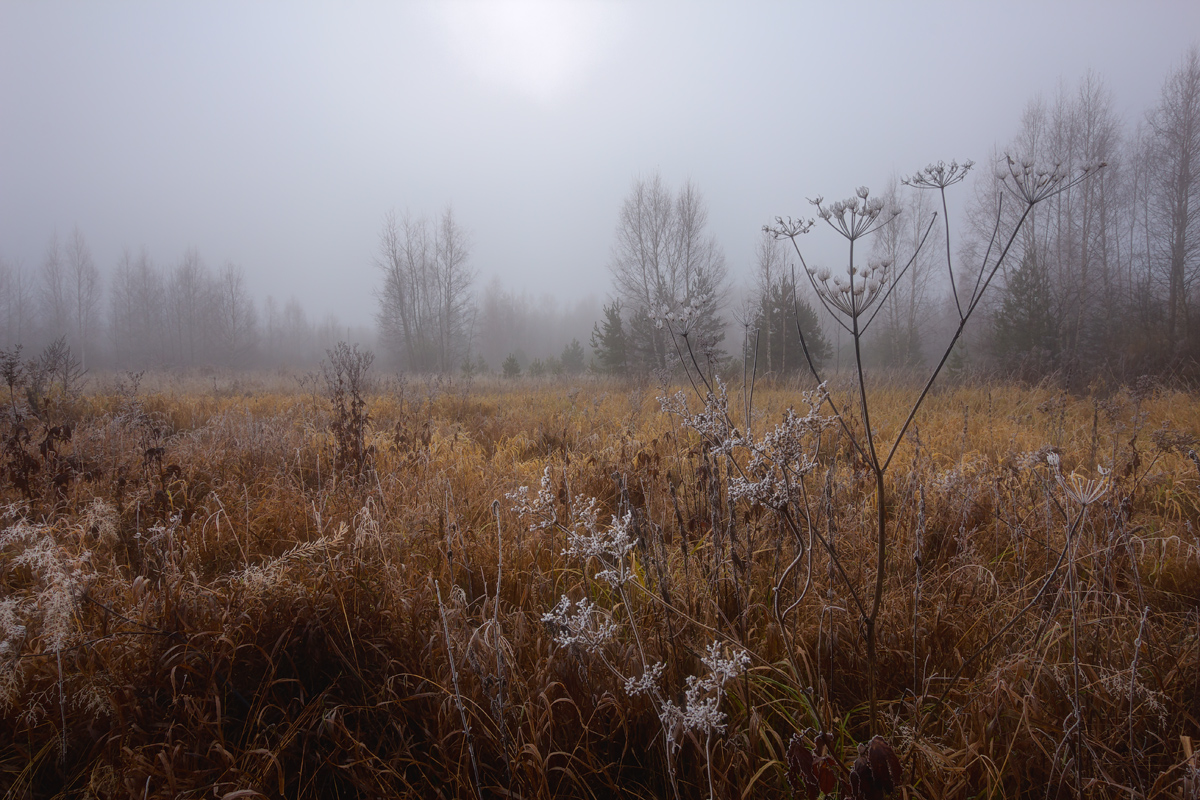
[2,367,1199,799]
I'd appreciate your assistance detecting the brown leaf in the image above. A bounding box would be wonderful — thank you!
[867,735,903,791]
[785,735,818,800]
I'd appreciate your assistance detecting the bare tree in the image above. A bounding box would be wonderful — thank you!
[282,296,315,364]
[434,207,474,371]
[964,75,1124,376]
[212,261,259,367]
[65,226,102,369]
[168,247,211,366]
[750,231,787,374]
[376,207,475,372]
[1144,46,1200,351]
[39,232,69,343]
[869,177,940,367]
[0,257,36,348]
[609,173,729,371]
[110,247,166,367]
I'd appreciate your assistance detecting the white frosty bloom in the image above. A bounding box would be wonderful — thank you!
[625,661,666,697]
[658,640,751,739]
[700,641,751,687]
[542,596,617,653]
[507,466,559,530]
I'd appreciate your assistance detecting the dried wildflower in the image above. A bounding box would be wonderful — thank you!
[808,190,899,242]
[541,596,617,653]
[659,379,739,453]
[624,661,666,697]
[562,510,637,587]
[3,520,85,651]
[903,159,974,190]
[808,257,895,320]
[994,154,1105,204]
[0,597,27,657]
[1058,470,1109,506]
[506,465,558,530]
[659,641,750,742]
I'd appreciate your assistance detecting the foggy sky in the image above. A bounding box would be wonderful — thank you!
[2,1,1198,325]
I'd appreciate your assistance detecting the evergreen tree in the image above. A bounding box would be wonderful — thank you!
[991,251,1058,374]
[752,276,831,374]
[590,301,629,375]
[560,338,586,374]
[502,353,521,378]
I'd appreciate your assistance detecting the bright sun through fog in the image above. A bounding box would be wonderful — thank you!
[440,1,611,103]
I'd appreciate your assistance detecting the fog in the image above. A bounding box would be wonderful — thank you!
[1,1,1198,370]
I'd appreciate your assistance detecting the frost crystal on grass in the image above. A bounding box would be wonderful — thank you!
[660,379,739,455]
[0,597,27,656]
[3,520,86,651]
[701,640,751,686]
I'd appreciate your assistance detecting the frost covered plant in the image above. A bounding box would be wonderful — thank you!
[659,378,739,454]
[662,642,750,739]
[506,466,558,530]
[541,596,618,653]
[995,154,1105,205]
[659,641,750,800]
[512,473,686,797]
[807,257,895,320]
[656,294,710,334]
[1048,454,1111,507]
[564,510,638,588]
[727,389,832,510]
[765,154,1105,732]
[510,470,639,588]
[624,660,667,698]
[1,520,85,652]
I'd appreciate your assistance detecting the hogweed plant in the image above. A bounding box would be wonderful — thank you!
[762,155,1105,733]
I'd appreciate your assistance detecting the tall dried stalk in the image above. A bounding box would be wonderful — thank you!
[767,156,1105,732]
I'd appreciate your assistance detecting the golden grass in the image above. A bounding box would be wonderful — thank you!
[2,373,1199,798]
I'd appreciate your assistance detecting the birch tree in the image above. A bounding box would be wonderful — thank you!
[376,207,475,373]
[608,173,728,371]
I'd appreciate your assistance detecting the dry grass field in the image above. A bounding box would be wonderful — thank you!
[2,369,1200,798]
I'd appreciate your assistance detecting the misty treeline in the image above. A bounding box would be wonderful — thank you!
[374,208,599,377]
[595,48,1200,384]
[956,48,1200,384]
[381,47,1200,385]
[851,49,1200,383]
[0,234,366,372]
[5,48,1197,384]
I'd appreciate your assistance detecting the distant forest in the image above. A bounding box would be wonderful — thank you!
[4,48,1198,384]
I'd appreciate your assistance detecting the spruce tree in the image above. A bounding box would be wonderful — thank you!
[590,301,628,375]
[991,251,1058,374]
